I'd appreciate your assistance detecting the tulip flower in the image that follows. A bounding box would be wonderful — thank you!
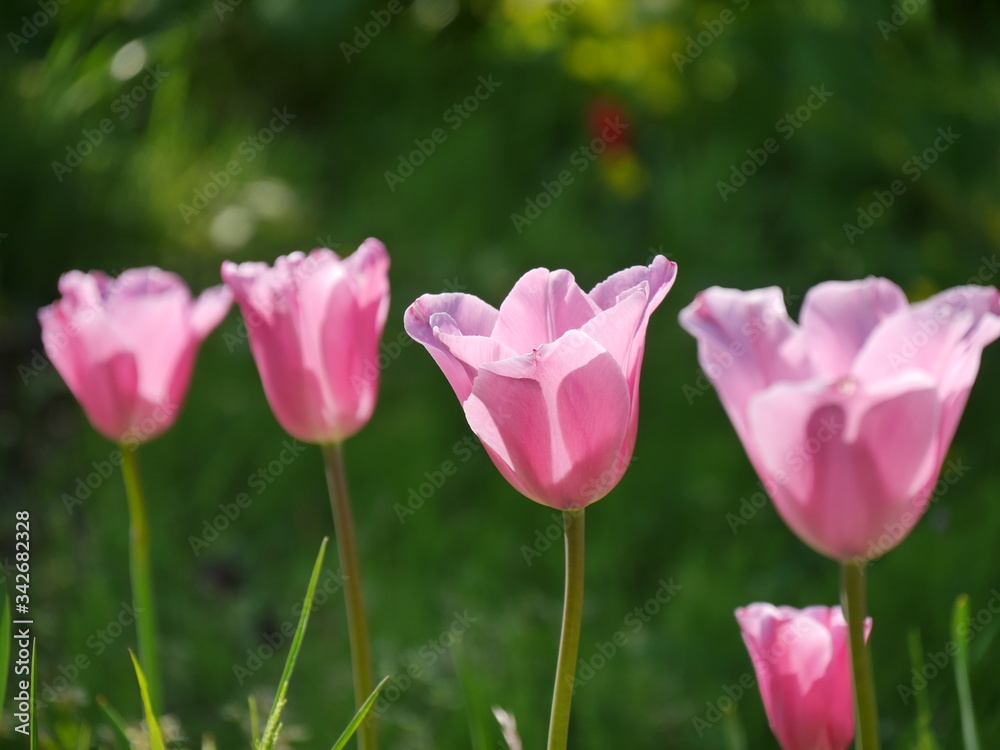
[221,239,390,444]
[404,256,676,510]
[682,278,1000,750]
[222,240,390,750]
[38,267,232,444]
[405,256,675,750]
[736,604,871,750]
[38,266,232,715]
[678,278,1000,562]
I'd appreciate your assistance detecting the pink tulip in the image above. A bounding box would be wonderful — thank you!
[679,279,1000,560]
[221,240,390,444]
[404,256,676,509]
[736,603,870,750]
[38,267,232,445]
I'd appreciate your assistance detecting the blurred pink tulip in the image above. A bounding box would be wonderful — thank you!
[680,279,1000,560]
[405,256,676,509]
[39,267,232,445]
[736,603,870,750]
[221,240,390,444]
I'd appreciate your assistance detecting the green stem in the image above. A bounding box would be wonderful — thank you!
[322,443,376,750]
[841,562,881,750]
[119,447,162,716]
[546,510,585,750]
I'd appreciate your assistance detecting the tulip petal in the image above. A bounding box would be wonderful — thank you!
[747,373,941,560]
[855,284,1000,451]
[78,351,139,441]
[579,284,648,377]
[404,293,501,401]
[588,254,676,313]
[678,286,811,458]
[462,330,630,509]
[432,327,518,399]
[191,285,234,339]
[799,277,908,378]
[492,268,601,352]
[317,259,389,441]
[343,239,390,314]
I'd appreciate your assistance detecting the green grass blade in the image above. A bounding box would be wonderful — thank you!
[75,722,92,750]
[329,675,390,750]
[258,537,328,750]
[129,649,166,750]
[96,695,132,749]
[453,647,490,750]
[249,694,261,745]
[0,584,10,721]
[952,595,981,750]
[30,639,37,750]
[907,629,940,750]
[721,704,747,750]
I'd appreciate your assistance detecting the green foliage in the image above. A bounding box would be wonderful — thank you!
[257,538,327,750]
[329,676,389,750]
[129,651,166,750]
[952,595,981,750]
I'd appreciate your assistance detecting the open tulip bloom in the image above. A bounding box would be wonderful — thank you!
[39,266,233,714]
[736,604,871,750]
[680,277,1000,748]
[405,256,675,750]
[222,240,390,750]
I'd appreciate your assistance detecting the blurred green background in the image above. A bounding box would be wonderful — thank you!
[2,0,1000,747]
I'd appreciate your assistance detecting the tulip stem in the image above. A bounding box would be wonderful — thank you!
[322,443,376,750]
[841,562,881,750]
[547,509,585,750]
[119,447,162,716]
